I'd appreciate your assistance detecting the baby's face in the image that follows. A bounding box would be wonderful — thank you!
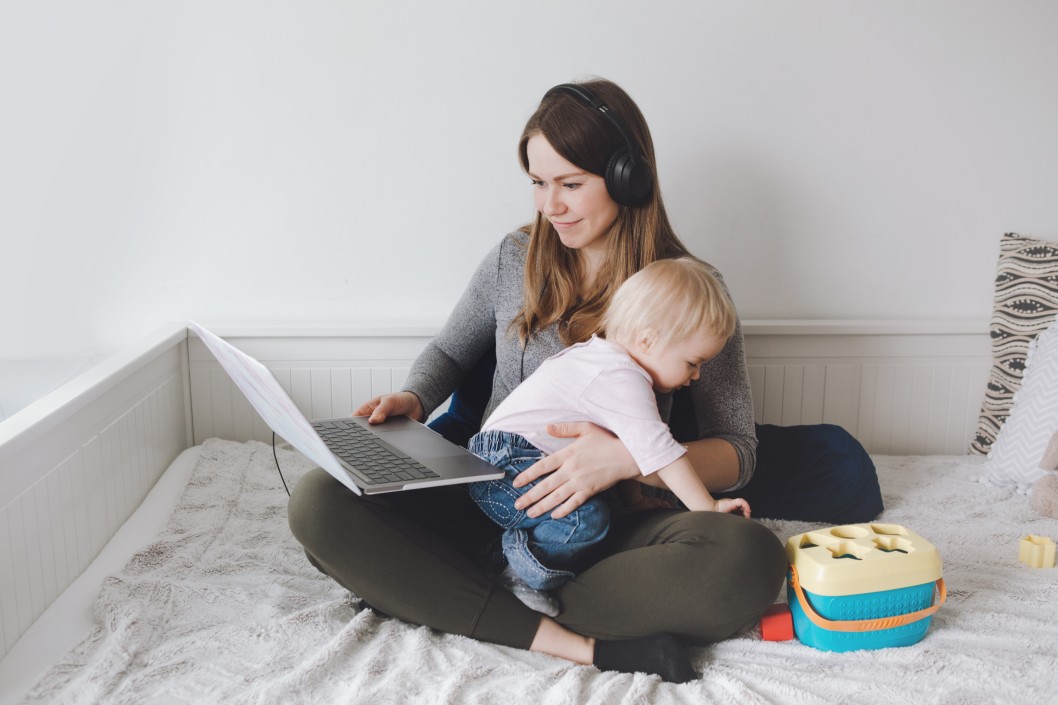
[633,330,728,393]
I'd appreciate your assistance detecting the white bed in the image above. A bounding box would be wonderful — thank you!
[0,356,110,425]
[3,321,1054,704]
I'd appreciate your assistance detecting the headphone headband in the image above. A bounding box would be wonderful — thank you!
[545,83,639,153]
[543,83,653,206]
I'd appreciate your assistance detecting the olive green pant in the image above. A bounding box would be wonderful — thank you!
[287,468,786,650]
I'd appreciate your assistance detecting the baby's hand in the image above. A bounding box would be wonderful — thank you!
[715,497,751,518]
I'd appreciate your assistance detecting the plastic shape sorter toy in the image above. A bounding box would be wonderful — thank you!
[785,523,946,652]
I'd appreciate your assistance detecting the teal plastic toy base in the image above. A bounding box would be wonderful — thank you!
[787,574,936,652]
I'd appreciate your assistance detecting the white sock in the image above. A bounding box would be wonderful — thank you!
[501,566,560,617]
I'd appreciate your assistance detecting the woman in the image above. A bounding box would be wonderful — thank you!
[289,79,790,683]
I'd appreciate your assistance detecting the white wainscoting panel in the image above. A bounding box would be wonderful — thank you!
[0,333,189,660]
[745,324,992,455]
[189,323,993,457]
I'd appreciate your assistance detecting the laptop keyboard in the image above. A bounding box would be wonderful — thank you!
[314,420,440,485]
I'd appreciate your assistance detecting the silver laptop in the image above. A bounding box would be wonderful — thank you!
[189,321,502,495]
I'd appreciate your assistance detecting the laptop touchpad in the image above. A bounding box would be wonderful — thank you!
[382,431,465,458]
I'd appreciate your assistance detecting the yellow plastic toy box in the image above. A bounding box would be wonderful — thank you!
[785,523,946,652]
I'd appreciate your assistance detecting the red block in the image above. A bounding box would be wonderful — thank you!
[761,603,794,641]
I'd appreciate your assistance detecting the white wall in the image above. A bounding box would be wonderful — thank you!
[3,1,1057,359]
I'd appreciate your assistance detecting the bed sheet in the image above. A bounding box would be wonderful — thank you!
[11,441,1058,705]
[0,446,201,705]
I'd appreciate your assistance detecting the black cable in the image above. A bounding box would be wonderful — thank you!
[272,431,291,497]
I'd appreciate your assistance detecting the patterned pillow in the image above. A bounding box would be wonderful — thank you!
[971,233,1058,454]
[1040,428,1058,470]
[982,317,1058,492]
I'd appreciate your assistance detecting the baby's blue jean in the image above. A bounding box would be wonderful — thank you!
[467,430,610,590]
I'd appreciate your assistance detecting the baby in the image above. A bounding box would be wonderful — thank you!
[468,257,751,615]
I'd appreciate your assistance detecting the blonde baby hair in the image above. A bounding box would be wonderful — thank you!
[602,257,737,348]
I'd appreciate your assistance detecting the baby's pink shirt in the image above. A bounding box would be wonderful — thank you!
[481,336,686,475]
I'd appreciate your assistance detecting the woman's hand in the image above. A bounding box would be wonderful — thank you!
[353,392,424,424]
[512,421,640,519]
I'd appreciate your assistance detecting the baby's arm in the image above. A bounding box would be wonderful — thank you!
[655,457,751,517]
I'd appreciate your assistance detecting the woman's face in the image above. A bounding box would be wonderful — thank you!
[526,134,619,261]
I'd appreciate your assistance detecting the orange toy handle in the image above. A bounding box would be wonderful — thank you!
[789,565,946,633]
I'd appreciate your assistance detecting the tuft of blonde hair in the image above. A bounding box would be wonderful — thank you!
[602,257,737,348]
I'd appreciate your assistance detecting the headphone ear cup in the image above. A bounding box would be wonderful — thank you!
[606,149,653,206]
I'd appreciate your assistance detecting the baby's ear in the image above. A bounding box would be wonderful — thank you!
[636,329,659,352]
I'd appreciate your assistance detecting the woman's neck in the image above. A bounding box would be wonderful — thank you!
[578,247,606,293]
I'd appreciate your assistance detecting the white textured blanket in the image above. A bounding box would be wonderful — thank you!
[23,439,1058,705]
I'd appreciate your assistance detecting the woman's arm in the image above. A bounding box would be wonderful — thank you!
[402,241,505,418]
[682,437,740,493]
[685,315,757,491]
[655,456,718,511]
[357,237,509,423]
[655,456,750,517]
[630,436,738,491]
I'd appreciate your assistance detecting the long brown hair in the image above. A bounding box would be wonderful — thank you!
[514,78,692,346]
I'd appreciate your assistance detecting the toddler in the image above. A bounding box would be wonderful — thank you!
[468,257,751,615]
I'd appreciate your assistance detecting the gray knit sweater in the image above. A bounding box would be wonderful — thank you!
[403,231,758,490]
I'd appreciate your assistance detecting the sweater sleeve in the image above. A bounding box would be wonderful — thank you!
[690,315,757,491]
[401,239,503,418]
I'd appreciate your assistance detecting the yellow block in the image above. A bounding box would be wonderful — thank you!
[785,523,943,596]
[1018,535,1056,568]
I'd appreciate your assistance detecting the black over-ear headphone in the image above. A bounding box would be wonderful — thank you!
[544,83,654,207]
